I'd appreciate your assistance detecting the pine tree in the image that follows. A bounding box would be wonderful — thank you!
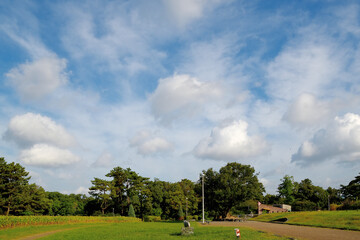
[128,204,136,217]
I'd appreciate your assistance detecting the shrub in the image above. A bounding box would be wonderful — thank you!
[330,204,341,211]
[143,216,161,222]
[338,200,360,210]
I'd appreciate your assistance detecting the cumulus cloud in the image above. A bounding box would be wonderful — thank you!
[19,144,80,167]
[193,120,269,161]
[292,113,360,165]
[92,151,115,168]
[130,130,172,156]
[5,57,68,100]
[4,113,76,148]
[75,186,89,195]
[283,93,330,127]
[149,74,222,124]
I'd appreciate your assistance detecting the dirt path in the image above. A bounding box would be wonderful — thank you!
[207,221,360,240]
[15,227,78,240]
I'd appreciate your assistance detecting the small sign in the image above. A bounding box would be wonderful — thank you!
[234,228,241,238]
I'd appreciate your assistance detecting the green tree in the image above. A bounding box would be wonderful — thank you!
[326,187,342,204]
[0,158,30,215]
[263,194,279,205]
[17,184,51,215]
[341,173,360,201]
[106,167,150,217]
[128,204,135,217]
[89,178,112,215]
[294,178,328,210]
[197,162,265,219]
[278,175,296,204]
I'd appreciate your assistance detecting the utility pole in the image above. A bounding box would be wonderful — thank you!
[202,174,205,224]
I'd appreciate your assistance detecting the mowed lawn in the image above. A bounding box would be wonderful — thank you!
[0,221,290,240]
[252,210,360,231]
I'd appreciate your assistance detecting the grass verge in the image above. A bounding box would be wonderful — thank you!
[0,216,140,229]
[252,210,360,231]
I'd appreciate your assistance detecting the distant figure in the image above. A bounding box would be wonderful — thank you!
[183,220,190,228]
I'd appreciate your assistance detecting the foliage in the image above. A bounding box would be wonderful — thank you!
[252,210,360,231]
[2,155,360,219]
[0,158,31,216]
[338,199,360,210]
[143,215,161,222]
[340,173,360,201]
[177,205,184,220]
[277,175,295,204]
[197,162,265,219]
[89,178,112,215]
[128,204,135,217]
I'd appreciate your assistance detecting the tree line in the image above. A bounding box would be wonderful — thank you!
[1,157,359,219]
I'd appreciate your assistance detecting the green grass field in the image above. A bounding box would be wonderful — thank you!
[0,221,290,240]
[252,210,360,231]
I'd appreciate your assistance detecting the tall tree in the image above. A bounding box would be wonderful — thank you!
[278,175,296,204]
[106,167,150,217]
[294,178,328,210]
[89,178,112,215]
[197,162,265,219]
[0,158,30,215]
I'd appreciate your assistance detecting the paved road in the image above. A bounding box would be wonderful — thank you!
[208,221,360,240]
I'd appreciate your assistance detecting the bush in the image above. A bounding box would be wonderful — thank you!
[338,200,360,210]
[143,216,162,222]
[330,204,341,211]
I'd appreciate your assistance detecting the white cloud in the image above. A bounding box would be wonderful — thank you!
[19,144,80,167]
[163,0,223,27]
[163,0,208,27]
[75,186,89,195]
[5,57,68,100]
[130,130,172,156]
[92,151,115,168]
[193,120,269,161]
[4,113,76,148]
[292,113,360,165]
[266,38,341,101]
[149,74,222,124]
[283,93,330,127]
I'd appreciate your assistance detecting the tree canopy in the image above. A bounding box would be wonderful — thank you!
[1,157,359,217]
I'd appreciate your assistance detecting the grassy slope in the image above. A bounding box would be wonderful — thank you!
[252,210,360,231]
[0,221,290,240]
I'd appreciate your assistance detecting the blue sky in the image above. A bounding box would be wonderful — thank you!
[1,0,360,195]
